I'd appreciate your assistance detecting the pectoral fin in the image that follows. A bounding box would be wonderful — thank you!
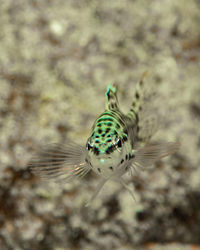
[133,142,180,169]
[28,142,91,182]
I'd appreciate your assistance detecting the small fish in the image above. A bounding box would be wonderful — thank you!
[28,73,179,205]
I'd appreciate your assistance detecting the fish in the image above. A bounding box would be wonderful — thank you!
[28,72,180,205]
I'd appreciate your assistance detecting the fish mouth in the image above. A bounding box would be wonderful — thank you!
[95,155,113,165]
[96,155,112,160]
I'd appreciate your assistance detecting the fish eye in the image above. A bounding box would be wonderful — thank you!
[116,138,122,148]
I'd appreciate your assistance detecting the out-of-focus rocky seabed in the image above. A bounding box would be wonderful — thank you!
[0,0,200,249]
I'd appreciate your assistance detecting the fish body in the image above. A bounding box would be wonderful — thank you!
[86,84,134,180]
[28,73,179,204]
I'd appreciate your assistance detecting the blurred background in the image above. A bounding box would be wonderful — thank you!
[0,0,200,249]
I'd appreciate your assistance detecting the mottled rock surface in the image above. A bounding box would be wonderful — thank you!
[0,0,200,249]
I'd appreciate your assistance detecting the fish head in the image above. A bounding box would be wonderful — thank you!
[85,127,131,178]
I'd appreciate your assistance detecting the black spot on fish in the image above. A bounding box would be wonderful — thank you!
[125,154,128,160]
[106,145,114,154]
[105,128,110,133]
[110,104,115,109]
[98,129,102,134]
[123,135,128,141]
[109,166,113,171]
[97,123,102,127]
[96,135,99,138]
[93,147,99,155]
[121,159,124,164]
[107,122,112,126]
[97,168,101,173]
[87,143,92,151]
[136,92,139,99]
[116,123,120,129]
[95,140,99,143]
[107,139,112,142]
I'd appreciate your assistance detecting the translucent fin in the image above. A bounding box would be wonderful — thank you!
[28,142,90,182]
[119,178,136,202]
[85,179,107,207]
[128,71,151,118]
[137,114,159,143]
[133,142,180,169]
[128,72,159,143]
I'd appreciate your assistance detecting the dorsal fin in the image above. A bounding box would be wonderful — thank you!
[128,71,148,119]
[128,72,158,143]
[105,84,119,110]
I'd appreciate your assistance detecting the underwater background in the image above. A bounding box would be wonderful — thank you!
[0,0,200,249]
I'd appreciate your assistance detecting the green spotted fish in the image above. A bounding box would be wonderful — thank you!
[28,73,179,205]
